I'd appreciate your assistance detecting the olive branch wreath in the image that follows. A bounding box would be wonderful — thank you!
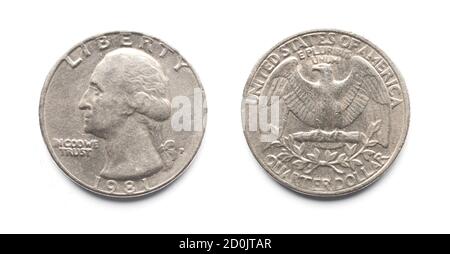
[265,120,390,175]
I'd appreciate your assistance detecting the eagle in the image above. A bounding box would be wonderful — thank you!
[260,56,391,147]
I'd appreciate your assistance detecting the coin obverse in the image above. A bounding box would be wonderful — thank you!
[40,31,207,198]
[242,30,409,197]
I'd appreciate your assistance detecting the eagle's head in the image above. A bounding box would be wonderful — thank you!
[312,63,334,84]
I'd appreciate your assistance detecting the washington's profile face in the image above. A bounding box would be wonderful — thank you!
[78,61,128,139]
[77,48,176,180]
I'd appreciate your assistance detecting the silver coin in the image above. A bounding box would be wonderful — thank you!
[40,31,207,198]
[242,30,409,197]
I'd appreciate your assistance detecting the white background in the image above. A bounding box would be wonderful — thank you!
[0,0,448,233]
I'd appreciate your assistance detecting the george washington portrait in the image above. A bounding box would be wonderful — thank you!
[78,48,179,180]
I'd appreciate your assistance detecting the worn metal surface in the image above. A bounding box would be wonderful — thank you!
[40,31,207,198]
[242,30,409,197]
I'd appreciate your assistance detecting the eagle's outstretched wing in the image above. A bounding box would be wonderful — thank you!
[260,57,321,134]
[336,56,391,146]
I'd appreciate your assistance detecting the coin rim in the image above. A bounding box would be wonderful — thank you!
[242,29,410,197]
[39,31,207,198]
